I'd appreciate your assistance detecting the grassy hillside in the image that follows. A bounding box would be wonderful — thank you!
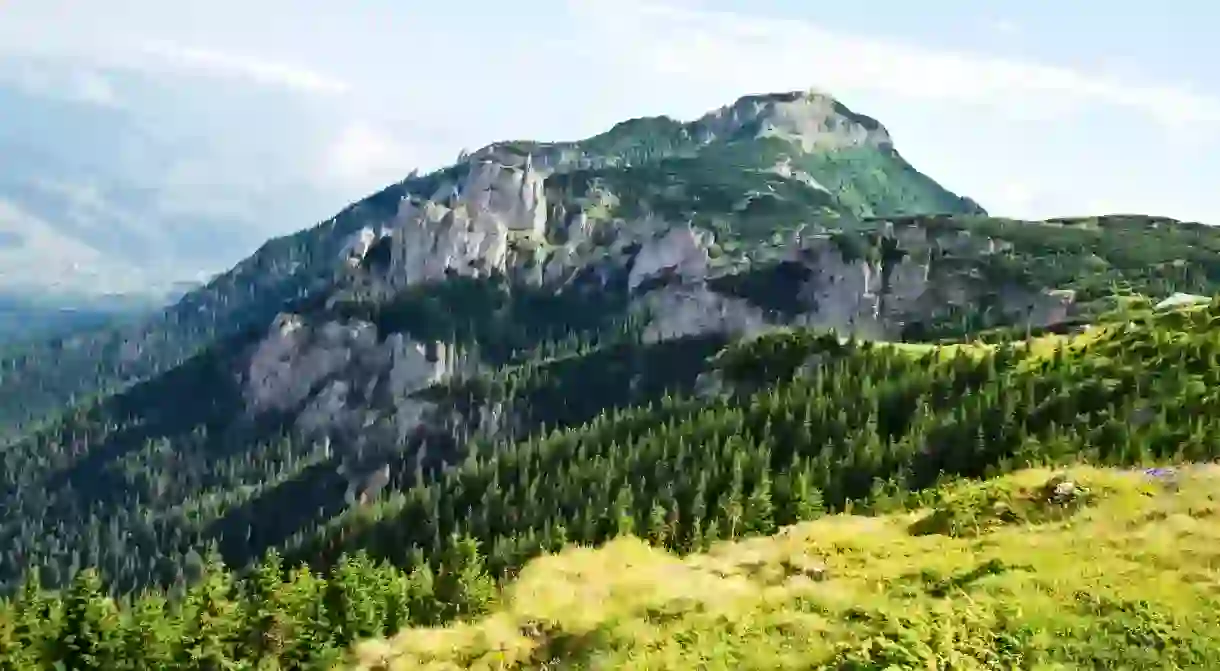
[349,465,1220,670]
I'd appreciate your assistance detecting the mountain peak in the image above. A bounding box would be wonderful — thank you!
[469,89,897,174]
[697,88,893,151]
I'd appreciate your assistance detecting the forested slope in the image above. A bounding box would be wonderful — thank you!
[3,296,1220,668]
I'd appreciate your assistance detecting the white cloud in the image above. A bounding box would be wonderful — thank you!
[568,0,1220,130]
[323,122,426,190]
[0,63,122,108]
[138,41,349,94]
[987,19,1023,37]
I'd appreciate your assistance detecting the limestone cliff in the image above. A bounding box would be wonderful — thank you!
[221,89,1066,486]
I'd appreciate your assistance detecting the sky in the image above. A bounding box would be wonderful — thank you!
[0,0,1217,291]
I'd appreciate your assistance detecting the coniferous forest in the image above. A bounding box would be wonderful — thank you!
[5,293,1220,668]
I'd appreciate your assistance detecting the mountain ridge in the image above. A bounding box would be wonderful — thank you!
[0,88,981,436]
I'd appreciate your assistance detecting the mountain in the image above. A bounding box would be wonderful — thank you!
[3,88,1220,666]
[0,56,368,298]
[3,87,1217,440]
[0,291,156,345]
[0,89,986,435]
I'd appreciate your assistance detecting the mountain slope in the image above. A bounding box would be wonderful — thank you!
[5,89,1220,598]
[349,466,1220,670]
[6,296,1220,668]
[2,287,1220,667]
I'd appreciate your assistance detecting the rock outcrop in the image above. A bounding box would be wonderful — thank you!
[695,90,893,151]
[340,155,552,299]
[244,310,462,464]
[628,225,713,292]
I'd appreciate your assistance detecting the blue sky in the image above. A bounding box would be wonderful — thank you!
[0,1,1216,291]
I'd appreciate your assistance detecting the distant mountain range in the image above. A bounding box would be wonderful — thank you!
[0,56,376,299]
[0,291,160,345]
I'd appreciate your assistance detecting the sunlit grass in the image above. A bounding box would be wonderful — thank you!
[348,466,1220,670]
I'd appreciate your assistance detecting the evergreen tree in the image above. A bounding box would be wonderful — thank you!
[59,567,122,671]
[434,536,496,622]
[120,591,177,671]
[743,469,776,536]
[180,552,241,671]
[611,486,637,538]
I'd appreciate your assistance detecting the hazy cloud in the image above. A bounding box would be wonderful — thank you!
[138,41,349,94]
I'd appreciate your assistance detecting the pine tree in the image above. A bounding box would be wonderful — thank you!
[720,457,746,539]
[611,486,636,537]
[645,502,670,547]
[242,549,292,664]
[6,568,56,670]
[59,567,122,671]
[326,552,387,648]
[0,598,33,671]
[743,468,776,536]
[120,591,178,671]
[405,550,437,626]
[434,535,496,622]
[180,551,242,670]
[278,565,334,668]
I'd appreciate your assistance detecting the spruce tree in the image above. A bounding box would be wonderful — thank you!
[59,567,122,671]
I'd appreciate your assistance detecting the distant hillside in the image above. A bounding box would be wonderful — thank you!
[0,292,155,346]
[0,88,983,435]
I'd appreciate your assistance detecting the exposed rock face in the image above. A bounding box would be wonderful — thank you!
[463,155,548,236]
[340,156,552,298]
[244,311,460,457]
[631,222,1079,343]
[639,285,769,343]
[628,225,712,292]
[245,314,379,415]
[696,90,893,151]
[343,227,384,268]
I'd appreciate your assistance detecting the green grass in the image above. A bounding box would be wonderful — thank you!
[348,466,1220,670]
